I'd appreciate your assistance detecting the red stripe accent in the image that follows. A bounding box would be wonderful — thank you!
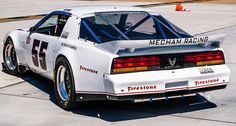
[189,82,227,89]
[76,82,228,96]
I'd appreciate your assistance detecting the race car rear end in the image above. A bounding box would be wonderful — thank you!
[79,10,230,101]
[104,49,230,101]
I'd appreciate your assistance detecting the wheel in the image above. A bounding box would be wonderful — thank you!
[54,57,76,110]
[3,38,19,75]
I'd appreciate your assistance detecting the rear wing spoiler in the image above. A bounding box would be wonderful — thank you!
[95,34,226,54]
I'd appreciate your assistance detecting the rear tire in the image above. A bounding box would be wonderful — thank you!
[54,57,76,110]
[3,38,19,75]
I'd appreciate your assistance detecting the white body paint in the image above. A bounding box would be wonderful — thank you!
[3,6,230,100]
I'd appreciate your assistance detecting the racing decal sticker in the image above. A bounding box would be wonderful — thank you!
[80,65,98,74]
[26,36,31,44]
[128,85,157,92]
[61,31,69,39]
[149,36,208,46]
[31,39,48,70]
[195,78,219,86]
[198,67,214,74]
[61,43,77,50]
[32,39,40,67]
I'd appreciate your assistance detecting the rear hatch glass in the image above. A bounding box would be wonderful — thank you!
[79,11,192,43]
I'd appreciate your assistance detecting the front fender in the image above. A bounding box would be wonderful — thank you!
[3,30,29,65]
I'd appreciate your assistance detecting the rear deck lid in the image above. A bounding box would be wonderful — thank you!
[95,34,225,54]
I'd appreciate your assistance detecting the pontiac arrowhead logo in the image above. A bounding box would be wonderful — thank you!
[168,58,176,66]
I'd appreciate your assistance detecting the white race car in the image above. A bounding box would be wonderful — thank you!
[2,6,230,110]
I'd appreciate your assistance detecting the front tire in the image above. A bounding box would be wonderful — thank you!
[3,38,19,75]
[54,57,76,110]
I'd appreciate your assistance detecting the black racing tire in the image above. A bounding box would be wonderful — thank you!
[54,57,76,110]
[3,38,19,75]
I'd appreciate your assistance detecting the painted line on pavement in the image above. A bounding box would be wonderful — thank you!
[171,114,236,124]
[0,78,35,89]
[0,92,49,100]
[0,14,46,23]
[194,24,236,36]
[135,0,214,8]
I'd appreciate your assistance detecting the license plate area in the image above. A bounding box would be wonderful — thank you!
[165,81,188,89]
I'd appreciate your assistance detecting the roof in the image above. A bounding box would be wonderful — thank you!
[60,5,151,17]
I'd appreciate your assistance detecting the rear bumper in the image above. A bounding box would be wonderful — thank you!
[104,65,230,98]
[75,84,227,101]
[107,84,227,101]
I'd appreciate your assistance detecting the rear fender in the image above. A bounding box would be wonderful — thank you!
[55,46,79,89]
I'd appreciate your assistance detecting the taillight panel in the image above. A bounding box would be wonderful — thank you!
[184,51,225,66]
[184,51,224,62]
[111,51,225,74]
[112,56,160,73]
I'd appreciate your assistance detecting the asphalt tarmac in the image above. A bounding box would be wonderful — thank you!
[0,1,235,126]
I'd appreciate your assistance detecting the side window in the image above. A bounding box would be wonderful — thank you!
[54,15,69,37]
[38,15,58,29]
[37,14,69,37]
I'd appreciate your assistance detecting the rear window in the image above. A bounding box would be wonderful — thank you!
[79,11,191,43]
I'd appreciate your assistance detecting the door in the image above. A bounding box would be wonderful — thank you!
[23,14,69,78]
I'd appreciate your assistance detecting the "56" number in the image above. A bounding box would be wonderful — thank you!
[32,39,48,70]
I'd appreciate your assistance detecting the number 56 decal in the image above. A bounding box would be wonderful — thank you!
[32,39,48,70]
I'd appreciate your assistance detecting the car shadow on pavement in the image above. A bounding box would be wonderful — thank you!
[18,72,217,122]
[16,71,57,103]
[72,95,216,122]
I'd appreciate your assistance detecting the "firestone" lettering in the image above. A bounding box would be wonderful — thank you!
[80,65,98,74]
[195,78,219,86]
[128,85,157,92]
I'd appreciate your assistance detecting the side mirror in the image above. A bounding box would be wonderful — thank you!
[29,26,37,32]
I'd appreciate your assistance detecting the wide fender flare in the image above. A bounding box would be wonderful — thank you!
[3,30,26,65]
[54,48,80,90]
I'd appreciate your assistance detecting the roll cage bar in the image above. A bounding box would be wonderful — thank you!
[80,11,190,43]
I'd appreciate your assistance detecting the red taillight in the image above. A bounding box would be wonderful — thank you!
[113,61,160,68]
[184,51,225,66]
[111,51,225,74]
[114,56,160,63]
[112,56,160,73]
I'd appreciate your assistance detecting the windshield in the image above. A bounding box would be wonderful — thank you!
[79,11,192,43]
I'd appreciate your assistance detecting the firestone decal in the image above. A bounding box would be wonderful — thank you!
[128,85,157,92]
[80,65,98,74]
[195,78,219,86]
[149,36,208,46]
